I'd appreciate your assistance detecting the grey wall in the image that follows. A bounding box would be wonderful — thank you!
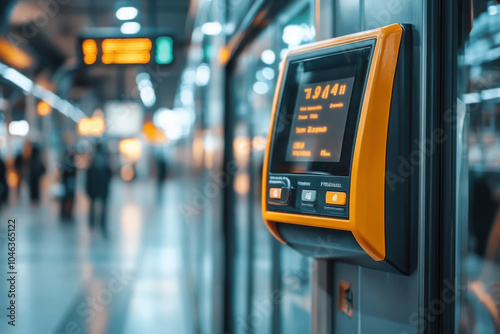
[317,0,425,333]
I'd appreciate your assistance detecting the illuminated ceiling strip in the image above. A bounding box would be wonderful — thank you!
[0,62,85,122]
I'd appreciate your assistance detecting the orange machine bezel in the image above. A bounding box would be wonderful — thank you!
[262,24,403,262]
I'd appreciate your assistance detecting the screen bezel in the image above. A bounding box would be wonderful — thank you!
[269,39,375,176]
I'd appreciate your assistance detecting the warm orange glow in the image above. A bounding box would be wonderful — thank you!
[233,137,250,167]
[234,172,250,196]
[82,39,98,65]
[142,122,166,144]
[119,138,142,162]
[77,116,105,137]
[101,38,152,64]
[218,47,230,64]
[192,132,204,169]
[0,39,33,69]
[120,165,135,181]
[7,170,19,188]
[37,101,52,116]
[252,135,267,152]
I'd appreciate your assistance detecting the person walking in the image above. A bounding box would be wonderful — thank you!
[28,144,45,204]
[60,147,77,221]
[85,143,112,237]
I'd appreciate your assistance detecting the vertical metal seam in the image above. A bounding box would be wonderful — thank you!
[418,0,428,333]
[358,266,361,333]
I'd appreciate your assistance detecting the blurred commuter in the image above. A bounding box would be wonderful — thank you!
[85,143,112,237]
[156,157,167,201]
[14,150,24,199]
[28,144,45,204]
[0,156,9,205]
[60,148,77,221]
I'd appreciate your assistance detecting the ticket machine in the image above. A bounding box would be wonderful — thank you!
[262,24,412,274]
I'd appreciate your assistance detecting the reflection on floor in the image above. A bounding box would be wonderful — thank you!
[0,178,192,334]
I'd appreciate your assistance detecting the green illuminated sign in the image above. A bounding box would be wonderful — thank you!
[155,36,174,65]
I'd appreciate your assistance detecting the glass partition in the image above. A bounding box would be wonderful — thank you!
[459,1,500,332]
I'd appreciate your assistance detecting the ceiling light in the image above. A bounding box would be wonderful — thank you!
[116,7,138,20]
[121,22,141,34]
[201,22,222,36]
[282,25,303,46]
[9,120,29,136]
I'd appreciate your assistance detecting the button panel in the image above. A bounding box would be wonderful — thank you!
[267,174,349,219]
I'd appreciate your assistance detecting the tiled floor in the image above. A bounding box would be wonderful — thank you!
[0,177,192,334]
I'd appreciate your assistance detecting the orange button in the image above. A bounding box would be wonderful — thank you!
[325,191,347,205]
[269,188,282,199]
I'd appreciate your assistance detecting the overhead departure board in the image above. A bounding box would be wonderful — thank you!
[79,35,174,66]
[286,77,355,162]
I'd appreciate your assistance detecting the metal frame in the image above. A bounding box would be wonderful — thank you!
[222,1,315,333]
[424,0,468,333]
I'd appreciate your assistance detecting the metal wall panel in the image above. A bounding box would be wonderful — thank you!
[325,0,425,332]
[334,0,361,35]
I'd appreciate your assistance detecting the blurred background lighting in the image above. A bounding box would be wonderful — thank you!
[155,36,174,64]
[201,22,222,36]
[140,86,156,107]
[218,47,230,64]
[120,22,141,34]
[136,72,156,108]
[142,121,167,144]
[4,68,33,93]
[119,138,142,162]
[77,116,105,137]
[252,135,267,151]
[7,170,19,188]
[8,120,29,136]
[253,81,268,95]
[195,64,210,86]
[120,165,135,181]
[280,48,288,60]
[116,7,138,20]
[261,49,276,64]
[0,38,33,69]
[153,108,194,141]
[182,69,196,85]
[37,100,52,116]
[262,67,275,80]
[282,25,303,45]
[180,88,194,105]
[488,1,498,15]
[136,72,151,87]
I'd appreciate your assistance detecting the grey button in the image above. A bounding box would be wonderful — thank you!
[301,190,317,202]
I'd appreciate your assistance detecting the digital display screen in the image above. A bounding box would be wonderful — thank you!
[269,41,374,176]
[286,77,355,162]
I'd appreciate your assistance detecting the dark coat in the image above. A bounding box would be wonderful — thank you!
[85,154,112,199]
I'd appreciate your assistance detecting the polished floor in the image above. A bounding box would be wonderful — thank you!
[0,177,193,334]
